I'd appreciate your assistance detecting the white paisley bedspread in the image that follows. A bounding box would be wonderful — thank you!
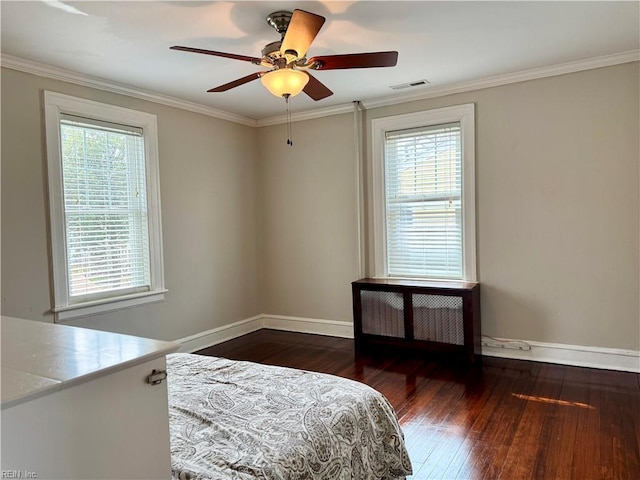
[167,353,412,480]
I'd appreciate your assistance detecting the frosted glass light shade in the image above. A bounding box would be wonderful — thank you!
[260,69,309,98]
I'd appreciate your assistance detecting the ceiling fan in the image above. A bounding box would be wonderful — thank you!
[170,9,398,101]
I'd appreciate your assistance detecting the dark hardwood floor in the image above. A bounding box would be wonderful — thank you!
[196,329,640,480]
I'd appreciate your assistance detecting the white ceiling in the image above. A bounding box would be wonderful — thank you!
[2,1,639,121]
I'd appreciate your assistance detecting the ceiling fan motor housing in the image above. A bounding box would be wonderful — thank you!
[261,41,284,64]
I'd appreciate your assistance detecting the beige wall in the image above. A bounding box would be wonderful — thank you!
[259,63,639,350]
[2,62,638,351]
[1,67,261,341]
[363,63,639,349]
[257,113,360,321]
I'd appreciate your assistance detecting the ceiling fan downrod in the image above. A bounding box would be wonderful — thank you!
[265,11,299,62]
[266,11,293,37]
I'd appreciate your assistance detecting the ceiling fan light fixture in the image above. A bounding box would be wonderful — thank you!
[172,8,398,103]
[261,69,309,98]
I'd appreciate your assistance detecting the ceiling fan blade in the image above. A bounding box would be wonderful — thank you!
[303,72,333,101]
[280,9,325,60]
[207,72,262,92]
[171,46,262,64]
[308,51,398,70]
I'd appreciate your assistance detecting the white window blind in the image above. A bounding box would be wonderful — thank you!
[60,114,151,300]
[384,122,463,279]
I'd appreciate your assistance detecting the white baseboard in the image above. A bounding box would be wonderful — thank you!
[257,316,639,373]
[175,314,352,353]
[5,313,638,372]
[10,312,634,372]
[176,315,263,353]
[482,340,639,373]
[262,314,354,339]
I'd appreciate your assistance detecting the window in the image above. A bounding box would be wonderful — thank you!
[371,104,476,281]
[44,92,165,321]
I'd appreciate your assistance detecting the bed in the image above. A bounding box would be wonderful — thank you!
[167,353,412,480]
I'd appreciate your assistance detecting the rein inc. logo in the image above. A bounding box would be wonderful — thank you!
[1,471,37,479]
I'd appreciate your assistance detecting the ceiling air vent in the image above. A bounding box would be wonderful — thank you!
[389,79,430,90]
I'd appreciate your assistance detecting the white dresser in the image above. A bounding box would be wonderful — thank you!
[1,317,180,479]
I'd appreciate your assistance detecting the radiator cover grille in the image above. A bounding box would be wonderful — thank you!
[413,294,464,345]
[361,290,405,337]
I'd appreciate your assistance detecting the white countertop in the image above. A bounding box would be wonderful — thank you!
[1,317,179,409]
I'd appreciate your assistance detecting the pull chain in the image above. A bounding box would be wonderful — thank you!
[284,93,293,146]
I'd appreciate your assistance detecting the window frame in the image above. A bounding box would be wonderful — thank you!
[370,103,477,282]
[44,91,166,321]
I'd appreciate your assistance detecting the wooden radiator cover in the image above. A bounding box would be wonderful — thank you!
[352,278,481,364]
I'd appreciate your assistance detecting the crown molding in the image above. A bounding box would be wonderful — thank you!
[360,50,640,111]
[255,103,354,127]
[0,54,258,127]
[2,50,637,128]
[256,50,639,125]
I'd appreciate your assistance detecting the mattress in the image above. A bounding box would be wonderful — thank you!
[167,353,412,480]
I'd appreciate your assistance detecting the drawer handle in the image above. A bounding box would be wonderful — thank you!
[147,369,167,385]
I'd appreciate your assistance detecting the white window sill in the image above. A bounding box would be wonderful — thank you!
[53,289,168,322]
